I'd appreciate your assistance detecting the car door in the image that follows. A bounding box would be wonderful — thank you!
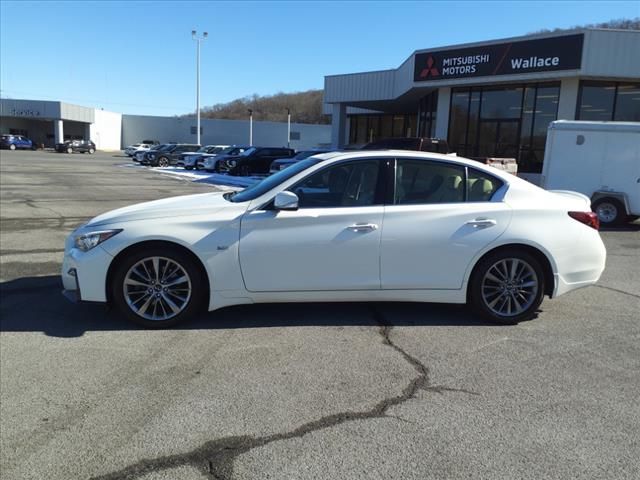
[239,158,387,292]
[380,159,513,290]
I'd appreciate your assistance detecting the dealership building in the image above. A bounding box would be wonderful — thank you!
[324,28,640,182]
[0,99,331,151]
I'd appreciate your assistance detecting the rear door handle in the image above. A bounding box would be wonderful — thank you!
[465,218,497,227]
[346,223,378,232]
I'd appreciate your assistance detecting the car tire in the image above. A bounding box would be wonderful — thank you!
[592,197,626,226]
[111,247,206,328]
[9,144,16,151]
[67,147,73,154]
[158,157,169,168]
[88,148,95,154]
[469,249,545,324]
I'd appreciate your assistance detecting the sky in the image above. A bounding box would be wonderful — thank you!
[1,0,638,116]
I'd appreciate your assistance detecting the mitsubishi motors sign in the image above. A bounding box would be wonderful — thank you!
[414,34,583,81]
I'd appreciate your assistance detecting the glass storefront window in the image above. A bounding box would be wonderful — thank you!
[577,82,616,121]
[448,83,559,173]
[348,113,417,145]
[479,87,523,119]
[449,91,470,155]
[614,83,640,121]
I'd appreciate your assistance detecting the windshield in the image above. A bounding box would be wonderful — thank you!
[240,147,257,157]
[228,157,321,203]
[154,144,173,151]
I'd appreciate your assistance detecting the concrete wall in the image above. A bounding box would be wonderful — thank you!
[122,115,331,150]
[90,109,122,150]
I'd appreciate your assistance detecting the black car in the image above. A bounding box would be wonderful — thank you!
[142,144,200,167]
[55,140,96,154]
[269,149,332,174]
[222,147,296,176]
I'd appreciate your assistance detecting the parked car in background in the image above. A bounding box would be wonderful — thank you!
[362,137,450,154]
[177,145,229,169]
[269,149,332,174]
[0,134,34,150]
[135,143,175,163]
[142,144,200,167]
[124,143,153,157]
[201,146,249,172]
[55,140,96,154]
[542,120,640,226]
[62,150,606,328]
[221,147,295,176]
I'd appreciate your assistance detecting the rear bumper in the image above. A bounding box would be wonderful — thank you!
[552,232,607,297]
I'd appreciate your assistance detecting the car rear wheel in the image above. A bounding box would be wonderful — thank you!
[469,249,545,324]
[592,198,626,226]
[88,148,95,154]
[158,157,169,168]
[67,147,73,154]
[9,144,16,150]
[112,248,205,328]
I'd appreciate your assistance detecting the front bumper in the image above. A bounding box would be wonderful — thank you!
[61,244,114,303]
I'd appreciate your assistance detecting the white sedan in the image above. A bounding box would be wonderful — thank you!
[62,151,606,327]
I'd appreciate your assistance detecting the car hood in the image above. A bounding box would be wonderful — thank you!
[86,192,239,227]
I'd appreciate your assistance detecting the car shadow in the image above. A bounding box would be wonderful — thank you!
[0,275,505,338]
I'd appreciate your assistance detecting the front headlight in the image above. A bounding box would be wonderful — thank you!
[74,229,122,252]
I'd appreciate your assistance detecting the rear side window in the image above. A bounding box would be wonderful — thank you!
[394,160,465,204]
[467,168,503,202]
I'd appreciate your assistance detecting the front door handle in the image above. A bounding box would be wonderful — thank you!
[346,223,379,232]
[465,218,497,228]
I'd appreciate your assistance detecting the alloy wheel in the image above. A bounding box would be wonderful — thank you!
[481,258,539,317]
[122,256,192,321]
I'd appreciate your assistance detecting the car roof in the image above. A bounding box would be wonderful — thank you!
[311,150,521,184]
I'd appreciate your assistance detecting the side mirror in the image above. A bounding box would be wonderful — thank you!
[274,191,299,211]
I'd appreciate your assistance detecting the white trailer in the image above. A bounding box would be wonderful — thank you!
[541,120,640,226]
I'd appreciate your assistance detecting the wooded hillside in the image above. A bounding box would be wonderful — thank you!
[199,90,329,124]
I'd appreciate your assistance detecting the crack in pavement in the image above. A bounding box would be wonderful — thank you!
[91,308,477,480]
[594,284,640,299]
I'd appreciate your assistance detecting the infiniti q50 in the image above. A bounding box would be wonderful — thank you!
[62,151,606,327]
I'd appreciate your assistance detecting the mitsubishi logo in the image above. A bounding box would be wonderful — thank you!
[420,55,439,78]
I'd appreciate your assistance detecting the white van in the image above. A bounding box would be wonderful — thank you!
[542,120,640,226]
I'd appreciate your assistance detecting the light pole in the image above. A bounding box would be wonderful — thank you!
[248,108,253,145]
[286,108,291,148]
[192,30,208,146]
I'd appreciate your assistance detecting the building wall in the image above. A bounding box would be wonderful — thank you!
[90,109,122,150]
[122,115,331,150]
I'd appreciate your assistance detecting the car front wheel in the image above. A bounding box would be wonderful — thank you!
[158,157,169,168]
[9,144,16,150]
[112,248,205,328]
[469,249,545,324]
[67,147,73,154]
[88,148,95,154]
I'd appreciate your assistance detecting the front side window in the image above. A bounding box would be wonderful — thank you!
[395,160,465,205]
[289,161,382,208]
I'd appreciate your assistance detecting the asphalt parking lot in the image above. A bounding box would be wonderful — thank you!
[1,149,639,480]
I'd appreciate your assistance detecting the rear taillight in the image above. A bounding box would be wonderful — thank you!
[568,211,600,230]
